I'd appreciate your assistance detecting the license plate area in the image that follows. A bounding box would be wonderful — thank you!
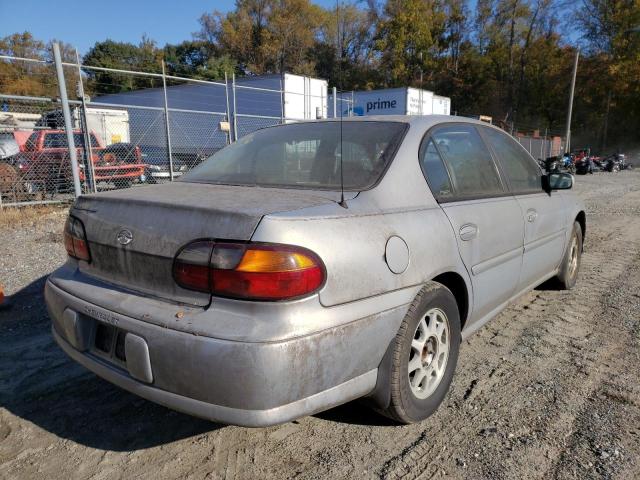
[92,321,128,367]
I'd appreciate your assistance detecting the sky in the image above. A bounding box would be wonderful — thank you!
[0,0,337,54]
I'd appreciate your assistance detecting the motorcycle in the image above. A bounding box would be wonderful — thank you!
[561,154,576,174]
[575,157,594,174]
[601,154,622,172]
[539,156,562,174]
[618,153,633,170]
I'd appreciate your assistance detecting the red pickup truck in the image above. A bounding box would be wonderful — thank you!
[17,130,146,193]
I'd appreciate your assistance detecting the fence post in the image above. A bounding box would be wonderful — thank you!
[232,74,238,141]
[53,42,82,198]
[76,49,96,193]
[161,61,174,181]
[224,72,231,145]
[333,87,337,118]
[280,76,284,123]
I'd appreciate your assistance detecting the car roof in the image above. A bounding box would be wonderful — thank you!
[294,114,494,129]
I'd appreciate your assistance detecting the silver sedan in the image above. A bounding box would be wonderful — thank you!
[45,116,585,426]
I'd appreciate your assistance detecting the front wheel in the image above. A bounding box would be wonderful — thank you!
[381,282,461,424]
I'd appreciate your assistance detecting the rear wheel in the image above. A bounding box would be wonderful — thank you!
[381,282,461,424]
[555,221,582,290]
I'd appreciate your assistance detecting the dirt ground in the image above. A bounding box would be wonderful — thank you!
[1,172,639,480]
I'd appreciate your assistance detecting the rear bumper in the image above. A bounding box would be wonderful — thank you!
[52,326,376,427]
[45,277,409,426]
[149,171,183,179]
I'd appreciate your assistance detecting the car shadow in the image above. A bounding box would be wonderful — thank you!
[313,400,398,427]
[0,276,221,452]
[534,277,562,291]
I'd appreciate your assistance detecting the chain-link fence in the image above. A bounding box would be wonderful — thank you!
[1,48,355,206]
[4,44,570,207]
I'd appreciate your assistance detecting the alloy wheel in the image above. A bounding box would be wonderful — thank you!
[408,308,450,399]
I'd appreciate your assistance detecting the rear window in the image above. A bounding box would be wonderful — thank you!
[43,133,99,148]
[180,121,407,190]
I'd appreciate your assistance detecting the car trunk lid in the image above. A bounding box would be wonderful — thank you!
[72,181,341,307]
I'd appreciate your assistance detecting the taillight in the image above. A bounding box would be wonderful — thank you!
[173,242,325,301]
[64,216,91,262]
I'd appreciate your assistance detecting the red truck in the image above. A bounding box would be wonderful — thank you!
[16,130,146,194]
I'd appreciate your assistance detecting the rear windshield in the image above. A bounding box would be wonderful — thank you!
[180,121,407,190]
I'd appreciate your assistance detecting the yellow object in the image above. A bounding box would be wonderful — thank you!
[237,250,315,272]
[111,134,122,144]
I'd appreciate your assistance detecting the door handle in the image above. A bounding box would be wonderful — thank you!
[526,209,538,223]
[459,223,478,241]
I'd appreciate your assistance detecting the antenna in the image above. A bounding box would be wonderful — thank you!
[337,0,348,208]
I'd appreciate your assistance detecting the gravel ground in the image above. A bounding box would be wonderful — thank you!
[1,171,639,480]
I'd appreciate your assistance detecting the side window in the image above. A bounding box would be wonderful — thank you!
[482,127,541,193]
[419,138,453,200]
[431,125,504,198]
[44,133,67,148]
[25,132,39,150]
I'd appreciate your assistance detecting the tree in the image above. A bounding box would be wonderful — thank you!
[312,2,378,89]
[374,0,447,87]
[197,0,324,75]
[163,40,237,80]
[82,38,163,94]
[0,32,60,97]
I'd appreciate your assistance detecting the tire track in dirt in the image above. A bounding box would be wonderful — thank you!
[378,211,640,478]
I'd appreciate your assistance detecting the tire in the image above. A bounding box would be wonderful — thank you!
[115,179,133,189]
[555,221,583,290]
[381,282,461,424]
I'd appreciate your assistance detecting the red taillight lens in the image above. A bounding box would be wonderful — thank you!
[173,242,325,301]
[173,241,214,292]
[64,216,91,262]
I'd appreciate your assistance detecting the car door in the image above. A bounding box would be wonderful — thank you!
[419,124,524,325]
[480,126,568,291]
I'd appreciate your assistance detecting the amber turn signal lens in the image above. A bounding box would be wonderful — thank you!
[236,249,316,272]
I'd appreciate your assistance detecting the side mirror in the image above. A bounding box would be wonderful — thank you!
[543,172,573,192]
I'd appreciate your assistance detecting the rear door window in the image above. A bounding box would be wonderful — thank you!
[430,124,505,199]
[419,138,453,200]
[481,127,542,193]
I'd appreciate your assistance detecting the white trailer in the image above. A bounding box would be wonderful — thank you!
[73,107,130,145]
[335,87,449,117]
[282,73,328,121]
[432,95,451,115]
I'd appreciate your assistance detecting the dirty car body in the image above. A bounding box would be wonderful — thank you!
[45,116,586,427]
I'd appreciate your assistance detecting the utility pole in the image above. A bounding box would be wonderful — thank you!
[565,48,580,153]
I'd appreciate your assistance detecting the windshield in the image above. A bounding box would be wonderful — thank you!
[180,121,407,190]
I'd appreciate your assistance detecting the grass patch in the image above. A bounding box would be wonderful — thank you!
[0,204,68,228]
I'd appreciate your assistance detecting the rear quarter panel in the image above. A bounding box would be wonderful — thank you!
[253,203,468,307]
